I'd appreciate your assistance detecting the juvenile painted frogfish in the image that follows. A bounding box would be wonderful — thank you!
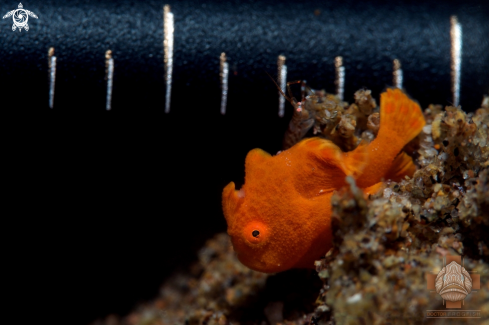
[222,88,426,273]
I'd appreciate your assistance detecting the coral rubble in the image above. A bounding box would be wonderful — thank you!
[315,90,489,325]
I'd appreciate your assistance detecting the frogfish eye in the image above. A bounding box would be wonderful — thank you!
[243,221,269,245]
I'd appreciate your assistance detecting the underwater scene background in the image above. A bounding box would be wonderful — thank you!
[2,0,488,324]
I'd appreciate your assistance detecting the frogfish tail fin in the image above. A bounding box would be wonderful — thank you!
[378,88,426,144]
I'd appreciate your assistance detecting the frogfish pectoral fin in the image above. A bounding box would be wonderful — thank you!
[363,182,384,196]
[385,152,417,182]
[295,138,365,195]
[362,152,417,196]
[309,137,369,178]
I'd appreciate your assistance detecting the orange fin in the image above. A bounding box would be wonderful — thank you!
[363,182,384,196]
[302,137,362,176]
[299,137,344,164]
[342,141,369,179]
[362,153,415,195]
[384,152,417,182]
[296,138,350,194]
[378,88,426,143]
[300,138,369,193]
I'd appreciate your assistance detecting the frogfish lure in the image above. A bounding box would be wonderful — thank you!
[222,88,426,273]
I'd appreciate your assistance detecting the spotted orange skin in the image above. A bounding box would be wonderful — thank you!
[223,88,425,273]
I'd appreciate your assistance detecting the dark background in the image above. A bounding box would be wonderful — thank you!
[1,0,488,324]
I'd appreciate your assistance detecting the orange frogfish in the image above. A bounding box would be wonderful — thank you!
[222,88,425,273]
